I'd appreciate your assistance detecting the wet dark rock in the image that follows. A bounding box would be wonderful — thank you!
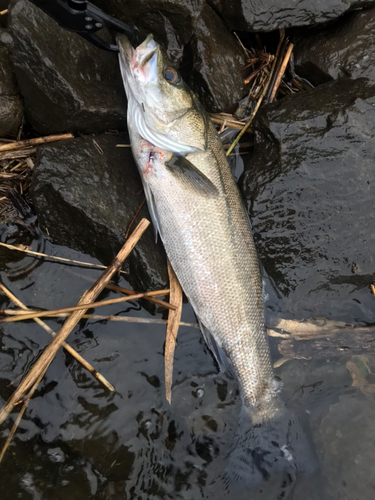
[92,0,206,65]
[241,78,375,323]
[294,8,375,86]
[30,134,168,293]
[0,1,8,28]
[188,4,247,113]
[0,28,23,136]
[7,0,127,135]
[208,0,375,32]
[315,388,375,498]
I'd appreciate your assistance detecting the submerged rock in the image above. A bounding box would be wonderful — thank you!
[209,0,375,32]
[294,8,375,86]
[188,4,247,113]
[7,0,127,135]
[241,78,375,323]
[0,29,23,136]
[30,134,168,293]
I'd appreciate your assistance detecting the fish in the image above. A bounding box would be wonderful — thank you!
[117,34,315,495]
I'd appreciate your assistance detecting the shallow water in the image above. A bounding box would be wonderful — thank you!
[0,230,374,500]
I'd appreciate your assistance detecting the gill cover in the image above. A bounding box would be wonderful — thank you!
[118,34,208,154]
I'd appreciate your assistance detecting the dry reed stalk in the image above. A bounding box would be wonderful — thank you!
[0,309,198,327]
[209,114,247,131]
[124,198,146,239]
[164,261,183,404]
[0,289,170,323]
[106,283,176,311]
[0,242,126,274]
[0,134,74,153]
[0,218,150,427]
[0,284,114,391]
[225,30,285,157]
[0,366,48,464]
[269,43,294,103]
[0,148,37,161]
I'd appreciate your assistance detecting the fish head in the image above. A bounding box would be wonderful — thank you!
[117,34,208,153]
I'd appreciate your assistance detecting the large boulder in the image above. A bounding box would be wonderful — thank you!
[30,134,168,294]
[294,8,375,86]
[208,0,375,32]
[0,0,8,28]
[92,0,206,65]
[6,0,127,135]
[0,29,23,136]
[241,78,375,323]
[187,4,247,113]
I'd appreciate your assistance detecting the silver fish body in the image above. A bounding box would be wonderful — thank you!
[127,117,280,420]
[118,34,314,492]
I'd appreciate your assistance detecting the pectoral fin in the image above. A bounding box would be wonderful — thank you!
[198,319,234,374]
[143,182,163,243]
[165,155,218,196]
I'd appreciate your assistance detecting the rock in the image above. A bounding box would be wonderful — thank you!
[0,1,8,28]
[30,133,168,294]
[314,389,375,498]
[208,0,375,32]
[7,0,127,135]
[187,4,247,113]
[294,8,375,86]
[0,28,23,136]
[241,78,375,323]
[92,0,206,65]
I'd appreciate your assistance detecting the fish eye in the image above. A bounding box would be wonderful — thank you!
[164,67,179,85]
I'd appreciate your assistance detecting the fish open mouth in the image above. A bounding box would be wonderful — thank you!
[118,34,158,84]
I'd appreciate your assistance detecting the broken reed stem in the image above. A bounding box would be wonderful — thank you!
[165,261,183,404]
[0,245,173,308]
[0,365,48,464]
[124,198,146,240]
[0,148,37,161]
[264,30,286,103]
[269,43,294,103]
[0,310,198,327]
[0,242,127,274]
[106,283,176,311]
[0,284,115,391]
[226,32,284,157]
[0,218,150,427]
[0,289,170,324]
[0,133,74,152]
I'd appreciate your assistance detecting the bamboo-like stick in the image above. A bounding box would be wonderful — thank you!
[209,115,247,131]
[0,289,170,324]
[165,261,183,404]
[0,134,74,152]
[269,43,294,103]
[0,365,48,464]
[0,148,37,161]
[0,242,118,272]
[0,284,115,391]
[106,283,176,311]
[0,218,150,427]
[0,245,172,301]
[0,309,198,327]
[225,30,285,157]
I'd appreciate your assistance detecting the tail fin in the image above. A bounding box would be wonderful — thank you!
[210,406,317,499]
